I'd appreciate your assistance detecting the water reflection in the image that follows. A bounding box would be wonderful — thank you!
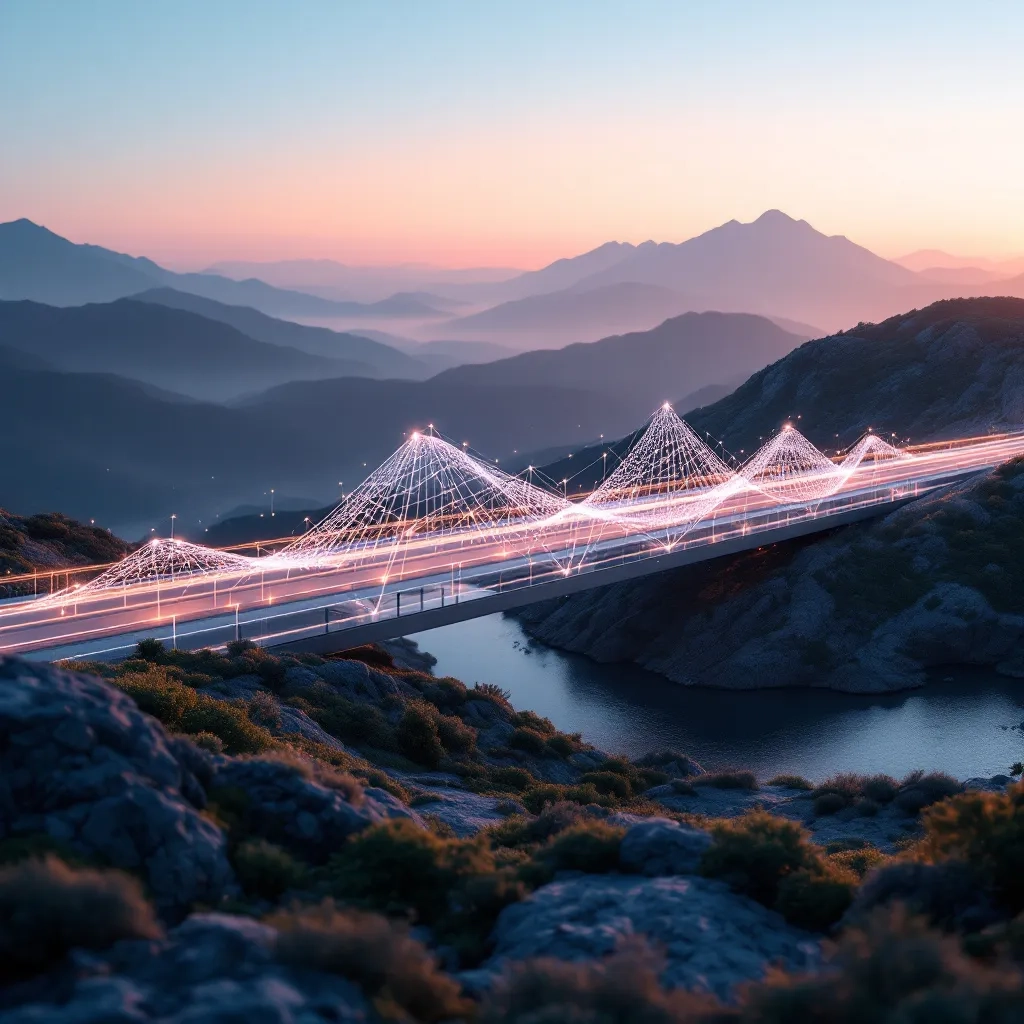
[408,613,1024,783]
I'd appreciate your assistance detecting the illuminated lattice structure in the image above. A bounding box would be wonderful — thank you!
[840,432,911,471]
[284,430,569,570]
[46,538,256,606]
[585,404,732,508]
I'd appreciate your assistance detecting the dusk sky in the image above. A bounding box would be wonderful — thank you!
[3,1,1023,268]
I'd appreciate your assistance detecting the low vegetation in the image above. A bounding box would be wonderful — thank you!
[19,637,1024,1016]
[700,811,856,929]
[0,857,162,982]
[270,901,471,1023]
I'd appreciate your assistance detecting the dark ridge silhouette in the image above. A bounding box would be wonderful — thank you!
[432,311,808,421]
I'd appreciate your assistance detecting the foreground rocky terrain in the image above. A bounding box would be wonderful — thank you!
[519,456,1024,693]
[3,643,1024,1021]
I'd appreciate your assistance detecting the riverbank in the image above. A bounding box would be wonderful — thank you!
[515,459,1024,696]
[409,614,1024,782]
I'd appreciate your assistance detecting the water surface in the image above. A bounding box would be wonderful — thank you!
[409,613,1024,782]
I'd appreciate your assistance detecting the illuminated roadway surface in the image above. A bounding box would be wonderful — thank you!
[2,427,1023,662]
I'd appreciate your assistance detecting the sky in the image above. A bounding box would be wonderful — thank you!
[2,1,1023,269]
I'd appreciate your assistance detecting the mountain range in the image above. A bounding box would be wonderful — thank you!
[0,219,449,320]
[432,311,808,417]
[0,299,393,402]
[0,340,638,535]
[436,212,1024,344]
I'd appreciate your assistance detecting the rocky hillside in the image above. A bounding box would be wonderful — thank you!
[2,646,1024,1020]
[0,508,130,580]
[686,296,1024,453]
[519,457,1024,693]
[536,296,1024,488]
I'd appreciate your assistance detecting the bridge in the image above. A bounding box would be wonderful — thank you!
[2,404,1022,663]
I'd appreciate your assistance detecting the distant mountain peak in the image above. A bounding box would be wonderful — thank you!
[753,209,802,225]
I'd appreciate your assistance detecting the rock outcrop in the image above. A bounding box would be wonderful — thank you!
[519,458,1024,693]
[0,658,232,917]
[468,874,820,1001]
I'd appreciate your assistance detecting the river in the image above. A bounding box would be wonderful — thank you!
[408,613,1024,783]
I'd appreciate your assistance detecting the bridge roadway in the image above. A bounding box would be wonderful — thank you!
[3,431,1023,662]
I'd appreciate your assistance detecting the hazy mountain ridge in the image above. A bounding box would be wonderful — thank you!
[0,299,366,402]
[446,212,1024,342]
[0,345,634,534]
[431,311,809,422]
[133,288,426,377]
[0,219,449,320]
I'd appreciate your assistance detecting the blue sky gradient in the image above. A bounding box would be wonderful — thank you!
[2,1,1022,265]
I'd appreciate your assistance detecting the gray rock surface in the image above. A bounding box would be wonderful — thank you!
[649,783,926,853]
[0,658,233,917]
[0,913,377,1023]
[212,755,421,862]
[618,818,713,875]
[407,788,510,837]
[467,874,820,1001]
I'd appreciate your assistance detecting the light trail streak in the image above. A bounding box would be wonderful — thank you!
[2,406,1023,660]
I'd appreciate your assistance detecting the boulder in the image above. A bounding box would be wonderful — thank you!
[469,874,820,1002]
[0,658,232,918]
[618,818,712,876]
[211,755,421,863]
[1,913,375,1022]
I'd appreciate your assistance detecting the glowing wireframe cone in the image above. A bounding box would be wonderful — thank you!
[737,425,840,502]
[840,432,911,470]
[585,404,732,508]
[47,538,255,604]
[284,431,567,567]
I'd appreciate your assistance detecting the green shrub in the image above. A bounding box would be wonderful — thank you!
[694,770,758,790]
[509,727,548,756]
[326,819,495,926]
[0,857,162,981]
[436,713,476,756]
[233,839,306,900]
[396,702,444,768]
[520,782,609,814]
[578,770,632,800]
[895,770,962,814]
[766,774,813,791]
[247,690,282,730]
[136,637,165,661]
[421,676,468,712]
[115,668,273,753]
[545,733,578,758]
[740,907,1024,1021]
[270,901,470,1023]
[490,766,535,793]
[812,772,863,805]
[478,937,721,1023]
[527,822,625,883]
[701,811,817,908]
[472,682,511,705]
[919,781,1024,914]
[861,773,899,804]
[513,710,556,736]
[775,864,857,931]
[813,791,848,817]
[852,797,880,817]
[296,690,396,750]
[829,845,890,879]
